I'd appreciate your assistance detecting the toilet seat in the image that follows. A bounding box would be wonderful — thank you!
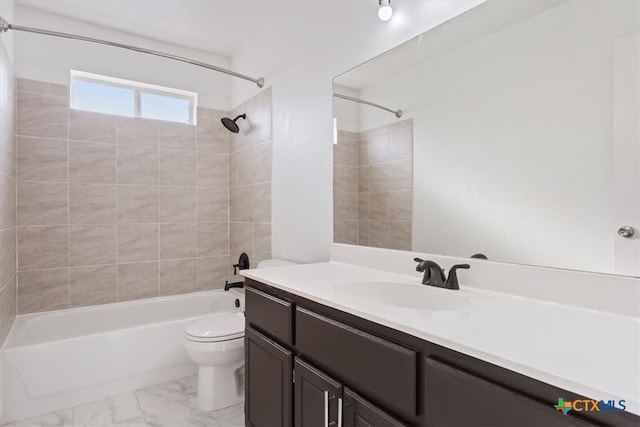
[185,311,245,343]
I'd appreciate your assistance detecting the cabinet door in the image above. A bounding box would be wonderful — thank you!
[245,327,293,427]
[294,358,342,427]
[343,388,407,427]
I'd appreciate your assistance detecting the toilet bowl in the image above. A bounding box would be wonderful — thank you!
[183,311,245,411]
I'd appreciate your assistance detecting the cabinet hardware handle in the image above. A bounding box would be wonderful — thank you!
[337,397,343,427]
[324,390,329,427]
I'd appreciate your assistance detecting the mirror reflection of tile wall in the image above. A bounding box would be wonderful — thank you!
[334,119,413,250]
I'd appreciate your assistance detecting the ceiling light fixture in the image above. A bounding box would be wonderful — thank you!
[378,0,393,21]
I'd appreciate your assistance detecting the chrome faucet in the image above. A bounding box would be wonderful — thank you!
[413,258,470,290]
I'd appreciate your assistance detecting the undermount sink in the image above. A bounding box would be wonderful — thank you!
[339,282,470,311]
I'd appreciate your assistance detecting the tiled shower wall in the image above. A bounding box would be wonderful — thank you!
[228,88,272,280]
[0,39,17,344]
[14,78,237,314]
[334,119,413,250]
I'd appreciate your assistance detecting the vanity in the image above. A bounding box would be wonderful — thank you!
[240,252,639,427]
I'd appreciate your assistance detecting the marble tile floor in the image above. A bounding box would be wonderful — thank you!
[3,375,244,427]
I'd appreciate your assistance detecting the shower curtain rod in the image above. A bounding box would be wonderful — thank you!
[0,17,264,88]
[333,93,402,118]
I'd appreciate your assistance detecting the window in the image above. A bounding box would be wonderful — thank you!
[70,70,197,124]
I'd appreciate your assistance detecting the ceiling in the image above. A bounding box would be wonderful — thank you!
[15,0,292,57]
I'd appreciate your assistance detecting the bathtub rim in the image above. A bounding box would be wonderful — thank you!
[2,289,245,351]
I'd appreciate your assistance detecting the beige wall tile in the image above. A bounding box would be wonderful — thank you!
[389,191,413,221]
[335,131,358,166]
[0,227,16,287]
[17,79,68,97]
[159,121,196,151]
[358,166,370,193]
[69,141,116,184]
[70,109,116,144]
[117,145,158,185]
[388,120,413,161]
[17,91,68,139]
[198,222,229,256]
[70,265,117,307]
[369,130,390,165]
[0,172,16,229]
[228,222,238,264]
[358,193,370,221]
[0,111,16,178]
[160,222,197,259]
[370,192,389,221]
[160,259,197,296]
[117,224,158,262]
[159,149,196,186]
[117,117,158,147]
[197,153,228,187]
[197,107,225,119]
[229,187,238,222]
[389,160,413,191]
[17,136,68,182]
[18,268,69,314]
[252,141,271,184]
[17,181,68,225]
[228,151,238,188]
[70,224,116,266]
[18,226,68,269]
[245,88,272,145]
[159,186,196,222]
[358,221,370,246]
[118,262,159,301]
[236,185,253,222]
[370,164,390,193]
[336,165,357,194]
[197,256,229,290]
[235,222,253,261]
[369,220,390,248]
[69,183,116,224]
[336,191,357,221]
[252,183,271,223]
[0,275,17,345]
[389,221,412,251]
[358,137,370,167]
[237,147,252,186]
[334,220,357,245]
[117,185,158,223]
[198,187,228,222]
[253,223,271,266]
[197,116,228,154]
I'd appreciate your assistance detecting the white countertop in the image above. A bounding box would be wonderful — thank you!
[242,261,640,416]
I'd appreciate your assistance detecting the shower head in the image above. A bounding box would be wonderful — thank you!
[221,114,246,133]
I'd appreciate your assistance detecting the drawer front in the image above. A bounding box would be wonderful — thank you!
[245,286,294,346]
[424,357,593,426]
[295,307,417,417]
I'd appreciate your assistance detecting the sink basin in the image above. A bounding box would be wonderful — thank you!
[338,282,470,311]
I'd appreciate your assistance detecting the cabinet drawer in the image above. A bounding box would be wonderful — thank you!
[424,357,593,426]
[295,307,417,417]
[246,286,293,346]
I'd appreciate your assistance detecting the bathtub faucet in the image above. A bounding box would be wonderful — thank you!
[224,281,244,291]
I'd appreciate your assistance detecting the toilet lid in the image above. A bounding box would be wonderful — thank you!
[185,311,245,341]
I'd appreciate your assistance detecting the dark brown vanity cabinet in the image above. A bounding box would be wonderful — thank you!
[245,280,639,427]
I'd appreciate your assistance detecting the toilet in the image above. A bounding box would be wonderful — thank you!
[184,258,298,411]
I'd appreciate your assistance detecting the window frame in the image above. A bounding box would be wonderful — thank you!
[70,70,198,125]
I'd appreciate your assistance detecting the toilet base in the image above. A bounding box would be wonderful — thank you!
[197,362,245,411]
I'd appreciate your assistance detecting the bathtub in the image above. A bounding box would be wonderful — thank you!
[1,290,244,424]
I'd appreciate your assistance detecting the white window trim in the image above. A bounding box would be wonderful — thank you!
[70,70,198,125]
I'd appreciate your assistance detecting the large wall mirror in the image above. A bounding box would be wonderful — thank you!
[333,0,639,277]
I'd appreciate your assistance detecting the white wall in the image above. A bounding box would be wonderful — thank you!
[0,0,15,60]
[230,0,483,263]
[357,0,639,274]
[333,85,359,133]
[14,6,231,110]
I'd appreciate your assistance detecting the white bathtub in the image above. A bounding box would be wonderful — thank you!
[1,290,244,424]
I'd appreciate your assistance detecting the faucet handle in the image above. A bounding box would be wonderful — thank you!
[413,257,426,272]
[445,264,470,290]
